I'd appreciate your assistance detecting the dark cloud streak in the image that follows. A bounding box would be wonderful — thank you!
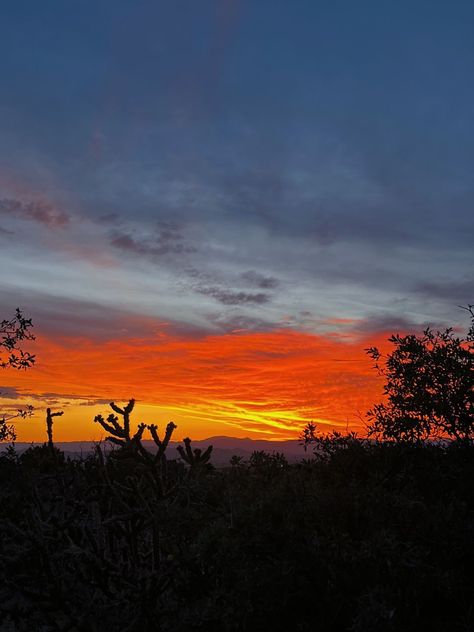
[110,222,195,260]
[196,286,270,306]
[414,280,474,303]
[0,198,70,228]
[241,270,279,289]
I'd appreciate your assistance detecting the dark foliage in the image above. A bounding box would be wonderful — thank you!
[0,308,35,371]
[0,406,34,443]
[1,423,473,631]
[1,309,473,630]
[366,306,474,443]
[1,308,35,442]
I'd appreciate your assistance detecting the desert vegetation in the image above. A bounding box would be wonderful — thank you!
[0,309,473,631]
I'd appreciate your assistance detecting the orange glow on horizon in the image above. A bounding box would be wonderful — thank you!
[1,325,391,442]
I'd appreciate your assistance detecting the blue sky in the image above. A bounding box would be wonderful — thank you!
[1,0,473,338]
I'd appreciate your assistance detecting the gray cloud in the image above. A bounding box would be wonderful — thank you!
[0,198,70,228]
[1,387,114,406]
[96,212,121,225]
[0,285,214,341]
[241,270,279,289]
[206,313,276,332]
[196,286,270,306]
[351,314,436,337]
[110,221,195,260]
[0,386,21,400]
[413,280,474,304]
[78,398,117,406]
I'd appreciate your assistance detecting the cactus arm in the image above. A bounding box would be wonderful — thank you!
[109,402,124,415]
[124,399,135,415]
[200,445,213,463]
[94,414,126,438]
[176,445,188,463]
[106,436,125,447]
[148,424,162,449]
[132,422,146,442]
[183,437,194,463]
[106,413,126,437]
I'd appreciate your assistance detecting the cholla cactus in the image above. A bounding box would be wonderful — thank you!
[148,421,177,462]
[94,399,146,450]
[46,407,63,449]
[177,437,213,470]
[94,400,178,469]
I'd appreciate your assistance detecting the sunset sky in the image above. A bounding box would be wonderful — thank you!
[1,1,473,441]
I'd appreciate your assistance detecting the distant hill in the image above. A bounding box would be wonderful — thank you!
[10,436,306,466]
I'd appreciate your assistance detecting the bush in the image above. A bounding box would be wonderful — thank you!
[366,306,474,443]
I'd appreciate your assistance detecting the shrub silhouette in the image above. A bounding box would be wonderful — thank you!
[366,306,474,443]
[0,406,33,442]
[1,414,473,630]
[1,312,473,630]
[0,308,35,442]
[0,308,35,370]
[300,422,364,461]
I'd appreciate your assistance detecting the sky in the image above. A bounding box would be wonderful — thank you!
[1,0,473,441]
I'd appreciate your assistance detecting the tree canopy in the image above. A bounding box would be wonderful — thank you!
[1,308,35,441]
[1,308,35,370]
[366,306,474,443]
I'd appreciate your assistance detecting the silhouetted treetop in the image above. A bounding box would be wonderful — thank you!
[366,305,474,443]
[0,308,35,370]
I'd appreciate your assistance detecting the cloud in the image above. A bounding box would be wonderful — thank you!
[241,270,279,289]
[413,280,474,303]
[78,398,115,406]
[0,386,114,407]
[0,285,218,342]
[0,325,390,440]
[206,313,276,332]
[96,212,121,225]
[196,286,271,305]
[351,314,429,336]
[0,198,70,228]
[110,221,195,260]
[0,386,21,399]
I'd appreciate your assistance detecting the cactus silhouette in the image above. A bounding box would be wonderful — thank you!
[94,400,179,472]
[94,399,146,451]
[148,421,177,462]
[46,407,63,450]
[177,437,213,470]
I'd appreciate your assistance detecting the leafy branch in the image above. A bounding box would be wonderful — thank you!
[0,308,36,369]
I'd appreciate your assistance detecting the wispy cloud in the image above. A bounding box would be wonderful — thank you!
[0,198,70,228]
[196,286,271,305]
[206,313,276,333]
[1,324,391,440]
[0,385,114,407]
[241,270,280,289]
[110,221,195,260]
[0,386,21,400]
[414,280,474,303]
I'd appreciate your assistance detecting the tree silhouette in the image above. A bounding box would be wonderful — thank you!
[0,405,33,442]
[366,306,474,443]
[0,308,35,441]
[0,308,35,370]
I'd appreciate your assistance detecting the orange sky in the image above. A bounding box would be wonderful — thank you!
[1,323,390,442]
